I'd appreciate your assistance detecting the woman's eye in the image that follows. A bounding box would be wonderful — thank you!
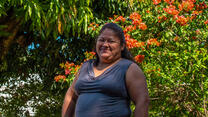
[109,40,115,43]
[98,39,104,42]
[97,38,118,44]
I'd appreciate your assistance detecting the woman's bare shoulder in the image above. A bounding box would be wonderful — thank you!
[127,63,144,76]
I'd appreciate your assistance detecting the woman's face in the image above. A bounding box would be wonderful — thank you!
[96,28,124,63]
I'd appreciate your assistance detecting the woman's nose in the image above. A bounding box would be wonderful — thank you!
[102,40,110,45]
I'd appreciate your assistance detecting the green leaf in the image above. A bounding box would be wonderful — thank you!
[84,15,87,34]
[28,6,32,17]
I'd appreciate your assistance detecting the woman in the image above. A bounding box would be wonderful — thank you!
[62,23,149,117]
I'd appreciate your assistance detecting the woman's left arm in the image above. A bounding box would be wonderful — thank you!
[126,63,149,117]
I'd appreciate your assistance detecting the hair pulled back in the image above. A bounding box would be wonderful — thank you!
[94,23,135,65]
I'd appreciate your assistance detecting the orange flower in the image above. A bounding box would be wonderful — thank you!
[65,68,72,75]
[158,15,167,22]
[114,16,126,23]
[129,12,145,27]
[134,55,145,63]
[158,16,162,20]
[176,15,189,26]
[139,23,147,30]
[204,20,208,25]
[90,52,96,55]
[125,34,145,49]
[124,25,136,33]
[192,36,197,40]
[163,5,179,15]
[153,0,161,5]
[125,38,140,49]
[192,10,199,15]
[190,16,195,21]
[147,38,160,46]
[54,75,66,82]
[89,22,95,26]
[125,33,131,39]
[146,10,150,13]
[88,22,99,31]
[164,0,174,4]
[74,65,81,73]
[129,12,141,20]
[187,0,196,3]
[173,36,179,41]
[84,51,96,60]
[132,19,142,26]
[136,42,146,50]
[179,1,194,12]
[65,62,75,69]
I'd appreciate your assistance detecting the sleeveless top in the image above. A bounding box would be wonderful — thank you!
[74,59,133,117]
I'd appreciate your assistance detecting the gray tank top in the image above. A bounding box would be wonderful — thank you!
[74,59,133,117]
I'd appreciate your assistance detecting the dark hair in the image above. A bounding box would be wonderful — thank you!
[94,23,135,65]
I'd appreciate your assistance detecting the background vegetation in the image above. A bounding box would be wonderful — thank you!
[0,0,207,116]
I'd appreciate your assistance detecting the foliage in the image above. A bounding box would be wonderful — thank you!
[55,0,208,116]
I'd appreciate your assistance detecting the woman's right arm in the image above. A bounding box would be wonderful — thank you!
[62,71,80,117]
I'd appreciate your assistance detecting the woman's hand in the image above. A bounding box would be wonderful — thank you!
[126,63,149,117]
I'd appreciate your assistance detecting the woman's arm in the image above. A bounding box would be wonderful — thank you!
[126,63,149,117]
[62,71,80,117]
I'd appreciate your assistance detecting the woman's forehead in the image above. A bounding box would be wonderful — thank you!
[99,29,118,37]
[98,34,119,41]
[101,28,116,34]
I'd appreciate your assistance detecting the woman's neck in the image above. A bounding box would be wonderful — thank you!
[96,58,122,70]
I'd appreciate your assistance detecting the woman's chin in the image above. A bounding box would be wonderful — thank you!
[100,54,110,59]
[99,54,112,60]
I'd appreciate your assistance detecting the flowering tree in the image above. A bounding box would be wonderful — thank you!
[55,0,208,116]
